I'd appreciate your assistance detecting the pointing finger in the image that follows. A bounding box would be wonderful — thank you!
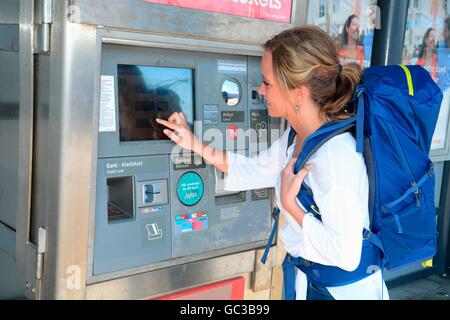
[168,112,181,123]
[156,118,179,130]
[163,129,182,143]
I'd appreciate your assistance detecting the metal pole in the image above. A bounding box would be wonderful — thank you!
[371,0,410,66]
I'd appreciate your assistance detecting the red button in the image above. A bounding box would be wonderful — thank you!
[227,125,238,140]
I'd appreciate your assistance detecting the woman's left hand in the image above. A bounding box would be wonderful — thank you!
[280,159,311,212]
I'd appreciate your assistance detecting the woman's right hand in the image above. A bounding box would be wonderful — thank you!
[156,112,200,152]
[158,112,228,174]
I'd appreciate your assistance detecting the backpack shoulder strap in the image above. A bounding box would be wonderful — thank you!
[293,117,358,174]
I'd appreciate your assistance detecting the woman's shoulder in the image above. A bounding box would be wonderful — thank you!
[306,132,367,195]
[310,132,362,165]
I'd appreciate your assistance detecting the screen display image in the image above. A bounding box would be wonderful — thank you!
[118,64,194,142]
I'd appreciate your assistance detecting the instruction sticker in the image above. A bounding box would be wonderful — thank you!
[177,172,204,206]
[99,75,117,132]
[203,104,219,125]
[218,60,247,75]
[221,111,245,123]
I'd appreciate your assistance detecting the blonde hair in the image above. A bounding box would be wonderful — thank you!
[264,25,362,121]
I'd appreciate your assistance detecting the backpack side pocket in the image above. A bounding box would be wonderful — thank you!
[379,169,437,269]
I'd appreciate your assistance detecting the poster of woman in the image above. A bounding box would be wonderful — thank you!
[403,0,450,151]
[306,0,377,70]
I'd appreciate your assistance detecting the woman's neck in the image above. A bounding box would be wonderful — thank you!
[347,37,357,47]
[288,111,326,152]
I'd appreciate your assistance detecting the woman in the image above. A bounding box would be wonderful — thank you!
[417,28,438,81]
[156,26,389,300]
[339,15,366,69]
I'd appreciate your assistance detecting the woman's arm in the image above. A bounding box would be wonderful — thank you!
[158,112,289,191]
[156,113,228,174]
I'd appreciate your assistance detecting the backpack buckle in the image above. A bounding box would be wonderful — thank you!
[272,207,280,220]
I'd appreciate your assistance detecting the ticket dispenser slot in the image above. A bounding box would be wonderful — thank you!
[107,176,135,223]
[214,170,246,205]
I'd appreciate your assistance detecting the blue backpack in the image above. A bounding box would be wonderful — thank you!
[261,65,443,298]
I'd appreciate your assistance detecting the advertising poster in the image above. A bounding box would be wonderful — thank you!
[403,0,450,151]
[307,0,379,70]
[143,0,293,23]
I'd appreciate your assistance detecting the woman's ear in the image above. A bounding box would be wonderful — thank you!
[296,85,308,104]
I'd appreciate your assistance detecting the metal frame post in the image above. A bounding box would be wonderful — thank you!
[371,0,410,66]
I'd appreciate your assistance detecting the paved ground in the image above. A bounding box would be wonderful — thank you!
[389,274,450,300]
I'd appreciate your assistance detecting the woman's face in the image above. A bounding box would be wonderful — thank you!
[346,17,360,43]
[258,51,295,118]
[426,30,436,48]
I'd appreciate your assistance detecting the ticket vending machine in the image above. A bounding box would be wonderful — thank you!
[93,45,273,275]
[1,0,298,300]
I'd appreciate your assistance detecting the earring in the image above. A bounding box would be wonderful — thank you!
[295,104,301,112]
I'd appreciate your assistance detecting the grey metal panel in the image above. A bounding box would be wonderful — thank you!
[0,49,20,230]
[93,156,172,275]
[0,0,20,24]
[101,30,265,57]
[86,250,255,300]
[430,92,450,162]
[30,54,50,244]
[15,0,34,271]
[0,222,16,258]
[0,25,19,51]
[0,250,25,300]
[84,28,274,288]
[88,240,267,284]
[98,43,251,158]
[434,162,444,207]
[170,159,211,258]
[70,0,292,45]
[38,0,99,299]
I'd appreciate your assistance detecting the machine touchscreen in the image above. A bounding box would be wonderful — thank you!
[118,64,194,142]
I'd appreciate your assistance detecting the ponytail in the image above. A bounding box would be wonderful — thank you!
[320,63,362,121]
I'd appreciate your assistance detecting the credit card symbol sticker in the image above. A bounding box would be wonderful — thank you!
[146,223,163,241]
[175,212,208,235]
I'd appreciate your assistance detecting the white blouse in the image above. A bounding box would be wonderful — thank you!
[224,128,389,300]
